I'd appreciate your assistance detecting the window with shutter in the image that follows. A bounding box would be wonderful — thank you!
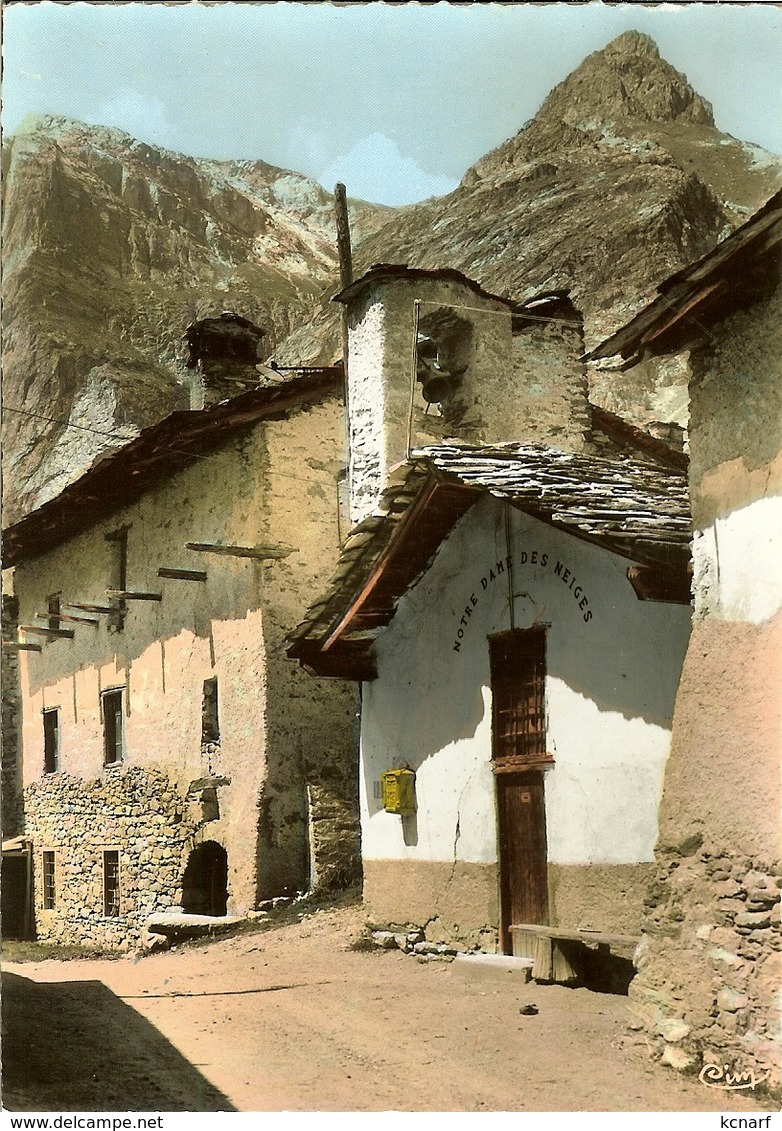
[489,628,551,769]
[102,689,125,765]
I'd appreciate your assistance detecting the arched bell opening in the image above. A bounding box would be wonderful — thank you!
[416,308,473,412]
[181,840,228,917]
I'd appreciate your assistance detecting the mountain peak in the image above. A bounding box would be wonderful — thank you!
[603,30,660,58]
[536,30,714,129]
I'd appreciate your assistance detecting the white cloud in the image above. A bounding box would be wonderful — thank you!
[318,132,458,206]
[93,88,173,148]
[285,119,334,173]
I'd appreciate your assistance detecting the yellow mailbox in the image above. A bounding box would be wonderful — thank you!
[381,768,416,815]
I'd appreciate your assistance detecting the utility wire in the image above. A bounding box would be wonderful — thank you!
[2,403,333,489]
[414,297,579,327]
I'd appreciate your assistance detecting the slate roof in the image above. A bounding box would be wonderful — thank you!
[288,438,691,680]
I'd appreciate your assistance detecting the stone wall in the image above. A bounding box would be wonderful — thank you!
[505,313,589,454]
[628,285,782,1094]
[2,594,24,836]
[24,766,198,947]
[343,275,589,525]
[13,391,361,944]
[631,843,781,1091]
[243,396,361,898]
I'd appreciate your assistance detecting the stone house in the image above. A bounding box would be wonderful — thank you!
[587,190,782,1088]
[2,335,359,947]
[289,265,694,979]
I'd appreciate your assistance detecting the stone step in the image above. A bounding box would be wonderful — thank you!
[451,953,534,982]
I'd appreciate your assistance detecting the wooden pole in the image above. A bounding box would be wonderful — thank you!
[334,182,353,293]
[24,842,34,940]
[2,641,42,652]
[334,182,353,539]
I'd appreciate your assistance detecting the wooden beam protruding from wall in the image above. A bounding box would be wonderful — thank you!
[19,625,75,639]
[36,611,100,626]
[185,542,293,560]
[64,603,116,614]
[106,589,163,602]
[157,568,208,582]
[626,565,692,604]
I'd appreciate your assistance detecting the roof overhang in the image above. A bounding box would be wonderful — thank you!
[288,470,480,680]
[333,264,515,309]
[3,368,343,568]
[586,189,782,363]
[288,444,692,680]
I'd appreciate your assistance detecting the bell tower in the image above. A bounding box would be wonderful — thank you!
[334,265,589,526]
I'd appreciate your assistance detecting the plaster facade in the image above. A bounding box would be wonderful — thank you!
[359,496,691,947]
[12,392,359,946]
[627,288,782,1091]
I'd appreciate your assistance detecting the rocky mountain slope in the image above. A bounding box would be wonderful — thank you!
[1,117,388,522]
[3,31,780,523]
[278,33,781,416]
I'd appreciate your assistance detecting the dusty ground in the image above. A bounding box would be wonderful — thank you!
[2,899,777,1113]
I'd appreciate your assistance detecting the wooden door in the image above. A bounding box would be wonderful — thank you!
[489,628,550,953]
[496,769,549,954]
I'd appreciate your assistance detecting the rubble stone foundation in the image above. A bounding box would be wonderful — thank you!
[630,842,781,1094]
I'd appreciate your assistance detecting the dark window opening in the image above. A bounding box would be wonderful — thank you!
[105,527,129,632]
[43,708,60,774]
[103,850,120,916]
[489,628,548,764]
[184,312,266,367]
[181,842,228,917]
[47,593,61,637]
[42,851,56,910]
[102,689,125,765]
[201,678,220,746]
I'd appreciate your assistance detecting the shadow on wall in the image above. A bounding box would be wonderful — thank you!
[1,971,235,1112]
[361,499,691,812]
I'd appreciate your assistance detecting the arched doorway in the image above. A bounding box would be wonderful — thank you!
[181,841,228,916]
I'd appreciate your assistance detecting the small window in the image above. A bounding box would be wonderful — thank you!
[47,593,61,637]
[490,628,547,763]
[201,677,220,745]
[103,850,120,916]
[42,851,56,909]
[102,689,125,765]
[43,708,60,774]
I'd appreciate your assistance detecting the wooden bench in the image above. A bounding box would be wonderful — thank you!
[510,924,640,985]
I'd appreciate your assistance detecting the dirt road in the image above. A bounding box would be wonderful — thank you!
[2,901,776,1113]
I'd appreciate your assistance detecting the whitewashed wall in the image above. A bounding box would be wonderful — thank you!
[360,496,691,870]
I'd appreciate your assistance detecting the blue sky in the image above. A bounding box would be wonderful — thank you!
[3,2,781,205]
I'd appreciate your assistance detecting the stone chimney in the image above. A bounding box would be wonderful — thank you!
[334,266,588,525]
[184,312,266,409]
